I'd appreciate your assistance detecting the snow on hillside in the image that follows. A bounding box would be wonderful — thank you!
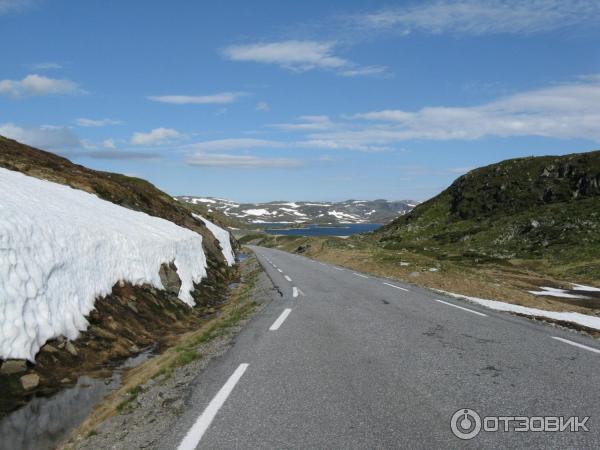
[0,168,208,361]
[177,196,417,225]
[192,213,235,266]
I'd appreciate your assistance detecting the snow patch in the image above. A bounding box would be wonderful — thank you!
[242,209,272,217]
[192,214,235,266]
[571,283,600,292]
[0,168,208,361]
[328,210,360,221]
[528,287,588,299]
[192,198,216,204]
[279,207,307,217]
[434,289,600,331]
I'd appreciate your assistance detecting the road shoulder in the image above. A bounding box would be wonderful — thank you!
[61,253,277,450]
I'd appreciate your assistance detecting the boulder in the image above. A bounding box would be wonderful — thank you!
[41,344,58,353]
[159,263,182,295]
[20,373,40,390]
[65,342,78,356]
[1,360,27,375]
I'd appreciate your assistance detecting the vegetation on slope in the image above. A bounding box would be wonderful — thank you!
[376,151,600,280]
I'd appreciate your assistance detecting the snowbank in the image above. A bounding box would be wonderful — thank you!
[528,286,588,299]
[434,289,600,331]
[192,213,235,266]
[0,168,207,360]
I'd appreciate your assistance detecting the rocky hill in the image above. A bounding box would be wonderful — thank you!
[375,150,600,280]
[177,197,417,225]
[0,136,237,416]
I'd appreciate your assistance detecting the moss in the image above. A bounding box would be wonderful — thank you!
[376,151,600,281]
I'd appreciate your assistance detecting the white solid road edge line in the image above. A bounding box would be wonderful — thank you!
[353,273,369,279]
[435,299,488,317]
[284,275,292,282]
[269,308,292,331]
[177,363,249,450]
[292,287,299,298]
[383,282,409,292]
[552,337,600,354]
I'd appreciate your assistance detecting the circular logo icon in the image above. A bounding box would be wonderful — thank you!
[451,408,481,440]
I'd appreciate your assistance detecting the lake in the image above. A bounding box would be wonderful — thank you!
[264,223,382,236]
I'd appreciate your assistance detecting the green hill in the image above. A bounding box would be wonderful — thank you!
[375,150,600,280]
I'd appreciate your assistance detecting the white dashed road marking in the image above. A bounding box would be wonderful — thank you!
[435,299,488,317]
[269,308,292,331]
[284,275,292,282]
[552,337,600,354]
[353,273,369,279]
[383,282,409,292]
[293,287,298,298]
[177,363,249,450]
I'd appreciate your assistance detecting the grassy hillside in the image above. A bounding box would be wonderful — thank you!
[376,151,600,279]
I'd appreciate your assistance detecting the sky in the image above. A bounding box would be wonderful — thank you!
[1,0,599,202]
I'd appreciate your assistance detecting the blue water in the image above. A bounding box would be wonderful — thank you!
[265,223,382,236]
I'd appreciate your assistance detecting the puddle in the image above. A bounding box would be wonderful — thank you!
[237,252,249,262]
[0,348,154,450]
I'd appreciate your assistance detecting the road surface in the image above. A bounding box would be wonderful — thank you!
[160,246,600,449]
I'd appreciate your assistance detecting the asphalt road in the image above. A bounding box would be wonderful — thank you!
[160,246,600,449]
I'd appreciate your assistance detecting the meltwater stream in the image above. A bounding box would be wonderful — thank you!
[0,349,153,450]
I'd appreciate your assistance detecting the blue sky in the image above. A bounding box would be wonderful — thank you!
[1,0,599,202]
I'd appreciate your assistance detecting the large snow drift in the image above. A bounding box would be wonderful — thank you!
[0,168,207,361]
[192,213,235,266]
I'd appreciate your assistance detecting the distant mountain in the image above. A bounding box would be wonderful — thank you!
[375,150,600,280]
[176,197,418,225]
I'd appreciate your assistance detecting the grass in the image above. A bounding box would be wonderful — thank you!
[116,385,145,412]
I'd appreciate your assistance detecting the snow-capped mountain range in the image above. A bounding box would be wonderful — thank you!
[176,197,418,225]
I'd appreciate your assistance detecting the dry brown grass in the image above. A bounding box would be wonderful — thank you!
[257,235,600,315]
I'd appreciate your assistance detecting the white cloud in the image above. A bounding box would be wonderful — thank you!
[84,150,159,161]
[270,115,334,131]
[0,122,81,149]
[188,153,302,169]
[222,40,386,77]
[223,40,347,71]
[0,74,83,97]
[103,139,116,149]
[348,76,600,142]
[0,0,32,15]
[300,138,390,152]
[76,118,122,127]
[339,65,389,77]
[131,128,182,146]
[30,62,62,70]
[147,92,246,105]
[447,167,475,174]
[256,101,270,111]
[188,138,282,152]
[356,0,600,36]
